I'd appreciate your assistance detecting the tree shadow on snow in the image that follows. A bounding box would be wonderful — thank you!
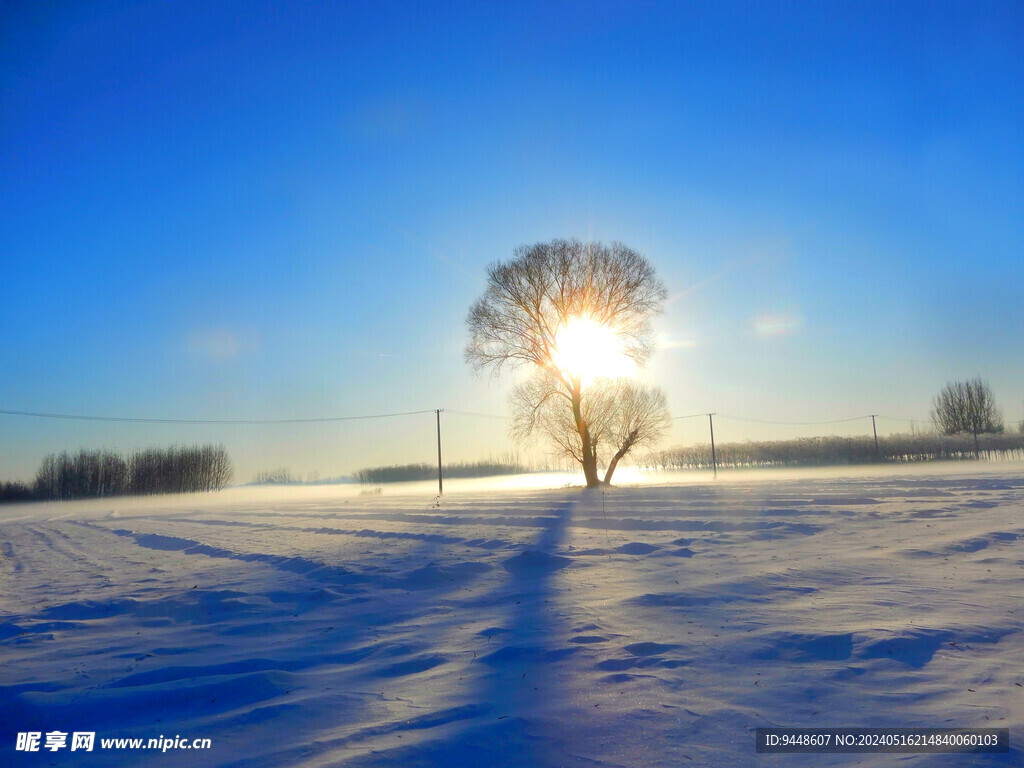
[347,499,598,768]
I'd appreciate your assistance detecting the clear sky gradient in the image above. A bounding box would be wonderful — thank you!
[2,1,1022,482]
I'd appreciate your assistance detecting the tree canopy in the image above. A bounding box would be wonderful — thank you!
[466,239,668,486]
[466,240,666,378]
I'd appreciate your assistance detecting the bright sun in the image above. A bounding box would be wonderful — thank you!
[552,316,633,384]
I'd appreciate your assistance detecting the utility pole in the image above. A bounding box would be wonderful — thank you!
[708,412,717,480]
[436,409,444,495]
[871,414,879,458]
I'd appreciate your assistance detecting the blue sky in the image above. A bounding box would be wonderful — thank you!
[2,1,1022,481]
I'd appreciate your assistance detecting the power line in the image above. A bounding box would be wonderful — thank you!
[716,413,875,426]
[0,408,436,425]
[446,409,510,420]
[0,406,934,429]
[451,410,932,426]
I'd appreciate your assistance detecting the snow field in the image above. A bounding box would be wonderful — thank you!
[1,468,1023,767]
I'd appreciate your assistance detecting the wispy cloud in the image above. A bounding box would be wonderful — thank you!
[753,312,803,338]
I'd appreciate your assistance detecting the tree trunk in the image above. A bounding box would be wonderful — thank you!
[604,430,639,485]
[582,444,600,487]
[572,383,601,488]
[603,450,625,485]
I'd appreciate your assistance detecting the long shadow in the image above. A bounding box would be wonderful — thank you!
[469,499,580,766]
[339,498,585,768]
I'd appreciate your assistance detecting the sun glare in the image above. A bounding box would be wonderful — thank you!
[553,316,634,384]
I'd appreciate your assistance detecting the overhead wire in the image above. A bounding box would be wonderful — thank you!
[0,407,930,428]
[445,409,510,420]
[0,408,436,425]
[715,413,875,426]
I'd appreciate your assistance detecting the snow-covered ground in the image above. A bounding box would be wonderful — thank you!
[2,464,1023,767]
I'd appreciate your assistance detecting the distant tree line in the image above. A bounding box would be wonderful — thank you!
[248,470,357,486]
[356,456,528,485]
[250,468,300,485]
[0,481,36,503]
[0,445,232,503]
[657,432,1024,471]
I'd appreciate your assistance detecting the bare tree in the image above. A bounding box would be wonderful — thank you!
[599,379,671,483]
[467,240,667,487]
[511,373,670,484]
[931,378,1004,436]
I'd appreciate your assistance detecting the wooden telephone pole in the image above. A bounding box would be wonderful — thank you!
[708,413,717,479]
[436,409,444,495]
